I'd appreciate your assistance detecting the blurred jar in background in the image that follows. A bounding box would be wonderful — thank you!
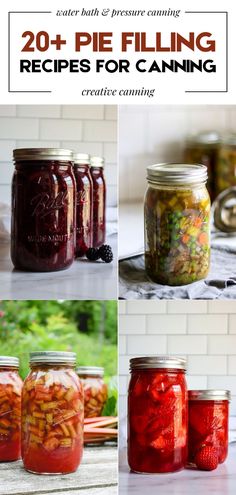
[184,131,221,201]
[216,135,236,194]
[90,156,106,248]
[77,366,108,418]
[73,153,93,257]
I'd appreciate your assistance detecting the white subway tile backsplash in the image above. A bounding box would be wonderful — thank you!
[40,119,82,141]
[188,356,227,375]
[208,376,236,395]
[105,164,117,186]
[168,335,207,354]
[127,335,167,355]
[17,105,61,118]
[228,315,236,334]
[0,184,11,204]
[119,315,146,335]
[127,300,167,314]
[119,336,127,355]
[61,141,103,156]
[62,105,104,120]
[83,120,117,142]
[0,118,39,139]
[0,163,12,185]
[228,356,236,374]
[187,375,208,389]
[208,336,236,355]
[168,301,207,314]
[0,141,16,162]
[105,106,117,120]
[119,375,128,395]
[119,301,127,314]
[147,314,187,334]
[0,106,16,117]
[208,300,236,314]
[104,143,117,163]
[188,315,228,334]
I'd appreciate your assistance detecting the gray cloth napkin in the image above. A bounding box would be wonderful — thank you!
[119,243,236,299]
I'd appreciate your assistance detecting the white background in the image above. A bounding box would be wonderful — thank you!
[0,0,234,104]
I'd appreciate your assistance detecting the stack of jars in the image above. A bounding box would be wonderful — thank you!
[0,352,107,475]
[128,356,230,473]
[11,149,106,272]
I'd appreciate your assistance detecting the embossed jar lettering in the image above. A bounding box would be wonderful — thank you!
[11,148,76,272]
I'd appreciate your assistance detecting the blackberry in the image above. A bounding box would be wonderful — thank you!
[86,247,100,261]
[99,244,113,263]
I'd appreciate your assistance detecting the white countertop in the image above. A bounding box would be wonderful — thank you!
[0,233,117,300]
[119,444,236,494]
[119,443,236,495]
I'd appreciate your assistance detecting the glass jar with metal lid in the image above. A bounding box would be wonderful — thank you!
[0,356,23,462]
[77,366,108,418]
[144,163,211,286]
[11,148,76,272]
[184,131,221,200]
[73,153,93,257]
[188,389,230,467]
[216,134,236,194]
[22,351,84,474]
[128,356,188,473]
[90,156,106,248]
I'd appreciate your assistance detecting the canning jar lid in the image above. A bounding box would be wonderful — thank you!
[13,148,73,162]
[77,366,104,376]
[186,131,221,146]
[90,156,104,167]
[130,356,187,371]
[188,390,231,401]
[30,351,76,365]
[0,356,19,368]
[73,153,90,165]
[147,163,208,186]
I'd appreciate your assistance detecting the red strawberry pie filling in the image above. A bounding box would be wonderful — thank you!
[188,390,230,470]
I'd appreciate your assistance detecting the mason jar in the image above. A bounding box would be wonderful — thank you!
[184,131,220,200]
[128,356,188,473]
[77,366,108,418]
[144,163,211,285]
[0,356,22,462]
[90,156,106,248]
[73,153,93,257]
[11,148,76,272]
[22,351,84,474]
[216,135,236,194]
[188,390,230,466]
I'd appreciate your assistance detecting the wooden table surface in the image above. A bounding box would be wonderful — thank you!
[0,445,118,495]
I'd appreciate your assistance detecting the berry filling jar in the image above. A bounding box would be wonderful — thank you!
[90,156,106,248]
[77,366,108,418]
[0,356,22,462]
[144,163,211,285]
[128,356,188,474]
[11,148,76,272]
[188,390,230,466]
[216,135,236,194]
[73,153,93,257]
[22,351,84,474]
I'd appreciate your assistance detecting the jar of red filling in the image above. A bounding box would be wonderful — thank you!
[77,366,108,418]
[188,389,230,466]
[73,153,93,257]
[11,148,76,272]
[22,351,84,474]
[90,156,106,248]
[0,356,22,462]
[128,356,188,473]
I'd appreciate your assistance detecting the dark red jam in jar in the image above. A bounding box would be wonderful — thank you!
[188,390,230,466]
[90,156,106,248]
[73,153,93,257]
[22,351,84,474]
[11,148,76,272]
[128,356,188,473]
[0,356,23,462]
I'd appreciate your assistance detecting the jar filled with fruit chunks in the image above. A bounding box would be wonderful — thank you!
[188,390,230,468]
[128,356,188,474]
[144,163,210,285]
[216,135,236,194]
[11,148,76,272]
[184,131,221,201]
[90,156,106,248]
[22,351,84,474]
[73,153,93,257]
[0,356,23,462]
[77,366,108,418]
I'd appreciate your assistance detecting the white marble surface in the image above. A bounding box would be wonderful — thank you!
[119,444,236,494]
[0,233,117,300]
